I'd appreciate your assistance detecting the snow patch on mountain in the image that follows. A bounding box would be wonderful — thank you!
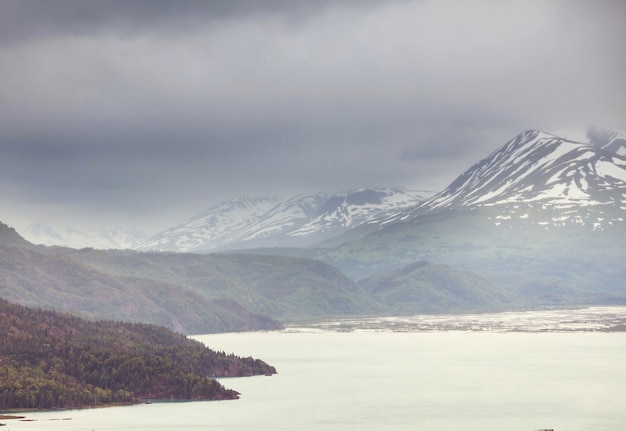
[289,189,426,239]
[136,188,429,252]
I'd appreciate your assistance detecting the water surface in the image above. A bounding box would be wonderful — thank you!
[6,308,626,431]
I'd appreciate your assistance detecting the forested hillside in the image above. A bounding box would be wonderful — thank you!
[0,299,275,410]
[70,250,380,321]
[0,236,283,333]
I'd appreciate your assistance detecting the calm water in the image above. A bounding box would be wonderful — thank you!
[5,308,626,431]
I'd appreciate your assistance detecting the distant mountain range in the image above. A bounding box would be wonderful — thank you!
[2,127,625,333]
[18,189,430,251]
[134,188,430,252]
[20,128,625,254]
[21,223,148,250]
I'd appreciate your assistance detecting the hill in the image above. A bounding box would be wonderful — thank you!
[0,223,35,249]
[67,249,380,322]
[358,261,515,313]
[0,240,281,334]
[0,298,275,410]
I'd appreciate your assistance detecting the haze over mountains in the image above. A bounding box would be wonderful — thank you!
[2,128,625,334]
[18,128,625,254]
[22,223,149,250]
[135,188,430,252]
[20,190,430,252]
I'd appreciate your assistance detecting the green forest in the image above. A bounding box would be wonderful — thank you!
[0,298,276,410]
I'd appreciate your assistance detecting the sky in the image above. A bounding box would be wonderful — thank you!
[0,0,625,237]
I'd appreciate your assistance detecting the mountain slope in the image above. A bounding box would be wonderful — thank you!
[358,261,515,313]
[69,249,380,321]
[136,188,428,253]
[288,188,427,241]
[0,222,35,249]
[0,245,281,334]
[136,194,332,252]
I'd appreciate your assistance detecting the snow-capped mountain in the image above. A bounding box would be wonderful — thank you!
[386,129,626,230]
[21,223,148,250]
[136,188,429,252]
[136,194,326,252]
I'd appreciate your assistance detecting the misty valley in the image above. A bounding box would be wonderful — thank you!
[1,129,626,429]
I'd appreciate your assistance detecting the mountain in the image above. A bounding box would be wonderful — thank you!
[315,129,626,306]
[20,223,148,250]
[0,298,275,409]
[136,188,429,253]
[389,129,626,227]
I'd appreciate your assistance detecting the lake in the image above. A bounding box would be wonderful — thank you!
[5,307,626,431]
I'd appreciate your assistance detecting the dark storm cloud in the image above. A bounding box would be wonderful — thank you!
[0,0,624,234]
[0,0,385,44]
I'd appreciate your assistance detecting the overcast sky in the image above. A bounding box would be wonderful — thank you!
[1,0,624,236]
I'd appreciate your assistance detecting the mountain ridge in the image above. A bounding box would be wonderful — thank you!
[135,188,430,253]
[380,129,626,230]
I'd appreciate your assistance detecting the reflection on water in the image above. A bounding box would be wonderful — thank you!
[296,306,626,333]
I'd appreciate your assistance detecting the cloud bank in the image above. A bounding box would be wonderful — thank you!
[0,0,624,234]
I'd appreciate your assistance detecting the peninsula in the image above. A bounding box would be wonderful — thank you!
[0,298,276,410]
